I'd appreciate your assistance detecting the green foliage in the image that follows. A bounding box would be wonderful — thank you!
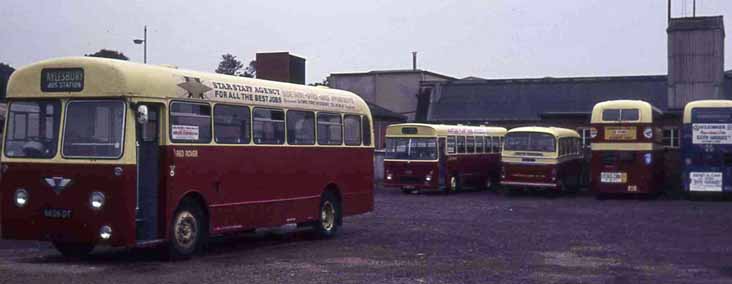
[85,49,129,60]
[0,63,15,99]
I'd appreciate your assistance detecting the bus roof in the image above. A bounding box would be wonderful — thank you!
[590,99,662,124]
[7,57,371,115]
[506,126,580,138]
[385,123,507,137]
[683,100,732,123]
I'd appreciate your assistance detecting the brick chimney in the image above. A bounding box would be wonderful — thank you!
[255,52,306,84]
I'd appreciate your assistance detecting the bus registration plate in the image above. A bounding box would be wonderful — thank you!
[44,208,72,219]
[689,172,723,192]
[600,172,627,183]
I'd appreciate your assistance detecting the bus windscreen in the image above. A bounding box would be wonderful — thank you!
[504,132,556,152]
[62,100,126,158]
[385,137,438,160]
[4,101,61,158]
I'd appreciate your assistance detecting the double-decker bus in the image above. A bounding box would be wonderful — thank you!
[590,100,664,198]
[500,127,585,192]
[682,100,732,195]
[383,123,506,194]
[0,57,374,258]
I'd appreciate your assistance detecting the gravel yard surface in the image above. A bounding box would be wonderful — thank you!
[0,186,731,283]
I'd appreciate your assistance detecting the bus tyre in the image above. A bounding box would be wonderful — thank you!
[168,199,207,260]
[53,242,94,258]
[314,192,341,239]
[450,175,461,193]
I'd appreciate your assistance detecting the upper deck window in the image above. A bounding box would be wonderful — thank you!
[62,100,125,158]
[4,101,61,158]
[170,102,212,144]
[602,109,640,122]
[692,108,732,123]
[504,132,556,152]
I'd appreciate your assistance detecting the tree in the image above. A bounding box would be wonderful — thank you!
[309,77,330,87]
[242,60,256,78]
[215,54,244,76]
[0,63,15,99]
[85,49,129,60]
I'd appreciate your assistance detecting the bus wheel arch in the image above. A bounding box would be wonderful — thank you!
[313,184,343,238]
[168,191,210,259]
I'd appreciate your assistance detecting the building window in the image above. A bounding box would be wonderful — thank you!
[662,127,679,148]
[578,128,592,148]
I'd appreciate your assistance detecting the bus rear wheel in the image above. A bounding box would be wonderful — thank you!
[314,192,341,238]
[53,242,94,258]
[168,199,207,260]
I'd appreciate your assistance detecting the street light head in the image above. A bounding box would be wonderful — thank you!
[133,39,144,44]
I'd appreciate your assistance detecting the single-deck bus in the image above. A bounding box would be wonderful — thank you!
[590,100,664,197]
[500,127,585,192]
[383,123,506,193]
[0,57,374,258]
[682,100,732,195]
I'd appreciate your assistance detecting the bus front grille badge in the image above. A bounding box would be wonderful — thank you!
[44,177,72,195]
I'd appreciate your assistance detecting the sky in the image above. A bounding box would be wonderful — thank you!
[1,0,732,83]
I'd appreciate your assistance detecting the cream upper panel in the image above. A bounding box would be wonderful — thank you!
[385,123,506,138]
[7,57,371,116]
[683,100,732,123]
[590,100,661,124]
[506,126,580,139]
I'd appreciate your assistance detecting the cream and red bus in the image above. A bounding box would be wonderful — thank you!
[500,126,585,192]
[383,123,506,193]
[590,100,665,197]
[0,57,374,258]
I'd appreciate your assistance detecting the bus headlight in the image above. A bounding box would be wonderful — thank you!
[644,153,652,165]
[99,225,112,240]
[386,172,393,180]
[14,189,29,207]
[643,127,653,139]
[425,174,432,182]
[90,192,105,210]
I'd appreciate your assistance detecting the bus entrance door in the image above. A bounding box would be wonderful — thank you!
[439,138,447,188]
[135,104,161,241]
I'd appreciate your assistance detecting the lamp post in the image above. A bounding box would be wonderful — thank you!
[133,25,147,63]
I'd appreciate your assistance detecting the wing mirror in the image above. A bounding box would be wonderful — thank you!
[136,105,149,124]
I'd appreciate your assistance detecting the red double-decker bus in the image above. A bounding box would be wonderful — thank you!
[500,127,586,192]
[590,100,665,198]
[1,57,374,258]
[383,123,506,193]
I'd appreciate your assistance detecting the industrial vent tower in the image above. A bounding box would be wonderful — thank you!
[667,16,725,109]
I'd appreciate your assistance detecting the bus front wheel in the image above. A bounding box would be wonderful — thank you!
[168,199,207,260]
[53,242,94,258]
[314,192,342,238]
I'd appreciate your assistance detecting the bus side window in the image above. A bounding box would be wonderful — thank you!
[362,116,371,146]
[170,102,212,144]
[286,110,315,145]
[476,136,484,153]
[317,112,343,145]
[446,136,456,154]
[214,104,250,144]
[466,136,475,154]
[253,108,285,144]
[457,136,466,154]
[343,115,361,146]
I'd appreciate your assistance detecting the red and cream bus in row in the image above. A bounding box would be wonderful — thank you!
[383,123,506,194]
[590,100,665,198]
[1,57,374,258]
[500,127,585,192]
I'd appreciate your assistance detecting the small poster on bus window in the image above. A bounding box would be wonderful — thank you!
[172,125,200,140]
[692,124,732,144]
[689,172,723,192]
